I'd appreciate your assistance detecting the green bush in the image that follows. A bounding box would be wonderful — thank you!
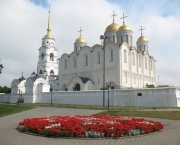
[146,84,155,88]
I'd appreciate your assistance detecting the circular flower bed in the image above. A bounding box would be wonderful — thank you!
[17,115,163,138]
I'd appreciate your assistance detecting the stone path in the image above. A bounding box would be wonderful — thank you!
[0,107,180,145]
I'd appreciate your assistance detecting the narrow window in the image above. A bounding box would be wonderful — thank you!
[73,57,76,68]
[98,77,100,84]
[85,54,88,66]
[113,36,115,42]
[132,52,135,65]
[126,35,129,44]
[144,45,145,51]
[151,60,153,71]
[140,45,141,51]
[110,50,113,61]
[121,35,123,44]
[50,53,54,61]
[145,57,147,69]
[139,55,141,67]
[130,36,132,47]
[124,50,127,63]
[97,52,100,64]
[64,59,67,70]
[39,70,42,74]
[41,53,44,60]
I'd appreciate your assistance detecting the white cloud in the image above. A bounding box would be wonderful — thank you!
[0,0,180,87]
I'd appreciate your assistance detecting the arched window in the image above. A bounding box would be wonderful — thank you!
[145,57,147,69]
[130,36,132,46]
[124,50,127,63]
[121,35,123,44]
[85,54,88,66]
[41,53,44,60]
[110,49,113,62]
[132,52,135,65]
[140,45,141,51]
[126,35,129,44]
[39,70,42,74]
[144,45,146,51]
[50,53,54,61]
[64,59,67,70]
[139,55,141,68]
[73,57,76,68]
[50,70,54,75]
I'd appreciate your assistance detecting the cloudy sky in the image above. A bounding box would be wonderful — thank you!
[0,0,180,87]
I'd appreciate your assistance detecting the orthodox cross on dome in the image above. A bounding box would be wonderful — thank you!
[120,13,128,25]
[78,27,83,37]
[138,26,145,36]
[111,11,117,22]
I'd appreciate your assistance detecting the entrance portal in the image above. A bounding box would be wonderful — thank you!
[74,83,80,91]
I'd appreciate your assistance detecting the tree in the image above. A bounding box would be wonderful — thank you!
[0,86,11,93]
[0,63,3,74]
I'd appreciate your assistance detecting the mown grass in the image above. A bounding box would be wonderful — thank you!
[17,103,180,111]
[0,104,35,117]
[94,111,180,120]
[1,103,180,120]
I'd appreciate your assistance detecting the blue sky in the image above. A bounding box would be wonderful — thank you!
[0,0,180,87]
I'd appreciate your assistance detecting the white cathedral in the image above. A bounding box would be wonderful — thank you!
[10,11,156,103]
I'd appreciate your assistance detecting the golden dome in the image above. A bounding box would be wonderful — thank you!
[75,36,86,43]
[44,33,54,39]
[105,22,120,33]
[137,36,148,42]
[118,24,131,31]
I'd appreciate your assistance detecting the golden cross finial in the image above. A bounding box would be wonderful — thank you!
[78,27,83,36]
[138,26,145,36]
[120,13,128,25]
[111,11,117,22]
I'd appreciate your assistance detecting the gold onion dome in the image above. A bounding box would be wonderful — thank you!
[75,36,86,43]
[137,36,148,42]
[105,22,120,33]
[118,24,131,31]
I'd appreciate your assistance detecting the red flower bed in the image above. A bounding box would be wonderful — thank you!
[17,115,163,138]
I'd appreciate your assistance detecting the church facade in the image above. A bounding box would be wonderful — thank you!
[10,11,157,103]
[57,13,156,91]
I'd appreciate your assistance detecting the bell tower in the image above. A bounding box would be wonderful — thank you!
[37,10,58,77]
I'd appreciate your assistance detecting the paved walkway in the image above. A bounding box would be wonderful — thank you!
[0,107,180,145]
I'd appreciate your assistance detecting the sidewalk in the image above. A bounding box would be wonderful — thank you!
[0,107,180,145]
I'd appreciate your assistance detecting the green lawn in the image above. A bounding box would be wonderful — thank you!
[94,111,180,120]
[0,104,35,117]
[1,103,180,120]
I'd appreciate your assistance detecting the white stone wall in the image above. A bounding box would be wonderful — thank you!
[0,93,11,103]
[38,87,180,107]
